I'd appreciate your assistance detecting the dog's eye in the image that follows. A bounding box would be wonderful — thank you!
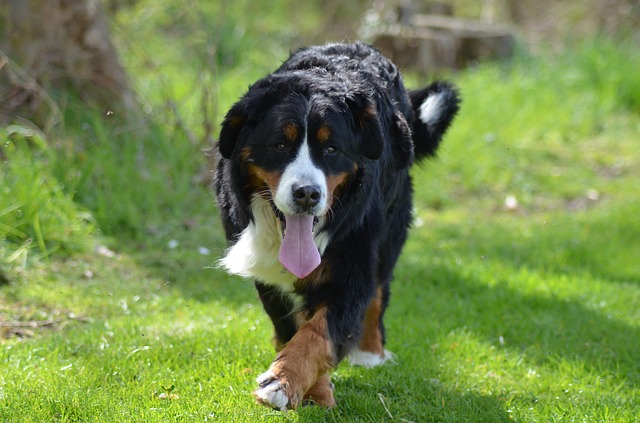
[274,143,287,152]
[324,146,337,155]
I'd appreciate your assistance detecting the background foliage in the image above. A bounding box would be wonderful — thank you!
[1,1,639,421]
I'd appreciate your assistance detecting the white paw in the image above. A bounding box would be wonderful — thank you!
[254,370,289,411]
[348,349,396,368]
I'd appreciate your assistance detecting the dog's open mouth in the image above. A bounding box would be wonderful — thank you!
[271,203,320,233]
[271,203,321,279]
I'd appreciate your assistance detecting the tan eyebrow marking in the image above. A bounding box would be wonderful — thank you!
[317,126,331,143]
[284,123,298,141]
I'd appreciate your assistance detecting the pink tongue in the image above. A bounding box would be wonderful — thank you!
[279,214,321,278]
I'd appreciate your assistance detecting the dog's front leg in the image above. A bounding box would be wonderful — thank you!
[253,307,335,410]
[253,233,378,410]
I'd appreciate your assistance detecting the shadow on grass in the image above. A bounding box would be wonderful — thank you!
[392,258,639,391]
[323,372,517,422]
[295,382,517,422]
[395,199,640,382]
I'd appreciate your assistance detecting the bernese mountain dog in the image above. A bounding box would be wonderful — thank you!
[214,42,459,410]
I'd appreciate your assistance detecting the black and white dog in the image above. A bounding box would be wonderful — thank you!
[214,43,459,410]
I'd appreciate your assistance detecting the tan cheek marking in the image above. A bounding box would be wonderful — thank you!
[284,123,298,141]
[326,173,348,196]
[270,307,335,409]
[245,163,282,198]
[358,286,384,355]
[325,165,357,207]
[317,126,331,143]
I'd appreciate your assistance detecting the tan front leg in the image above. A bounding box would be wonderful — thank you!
[254,308,336,410]
[303,373,336,407]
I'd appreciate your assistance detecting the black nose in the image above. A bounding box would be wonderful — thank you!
[292,184,321,209]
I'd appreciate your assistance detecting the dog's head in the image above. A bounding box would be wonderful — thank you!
[219,73,384,218]
[217,72,386,278]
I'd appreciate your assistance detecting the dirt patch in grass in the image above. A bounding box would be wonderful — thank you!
[0,302,90,340]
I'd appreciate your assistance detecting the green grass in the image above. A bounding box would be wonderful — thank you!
[0,126,95,260]
[1,3,640,421]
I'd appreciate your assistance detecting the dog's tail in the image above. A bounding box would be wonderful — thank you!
[409,82,460,161]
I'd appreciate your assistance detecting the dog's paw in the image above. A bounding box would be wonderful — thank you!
[302,374,336,408]
[347,349,396,368]
[253,370,289,411]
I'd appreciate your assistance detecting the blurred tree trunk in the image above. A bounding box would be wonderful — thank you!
[0,0,136,127]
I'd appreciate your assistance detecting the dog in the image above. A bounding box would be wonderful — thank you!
[214,42,459,410]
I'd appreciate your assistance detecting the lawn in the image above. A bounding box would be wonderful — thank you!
[1,3,639,422]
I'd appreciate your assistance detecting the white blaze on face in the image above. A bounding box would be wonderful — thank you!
[272,138,327,278]
[273,138,328,216]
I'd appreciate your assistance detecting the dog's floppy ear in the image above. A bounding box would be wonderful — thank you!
[346,94,384,160]
[219,78,277,159]
[390,110,414,168]
[218,101,248,159]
